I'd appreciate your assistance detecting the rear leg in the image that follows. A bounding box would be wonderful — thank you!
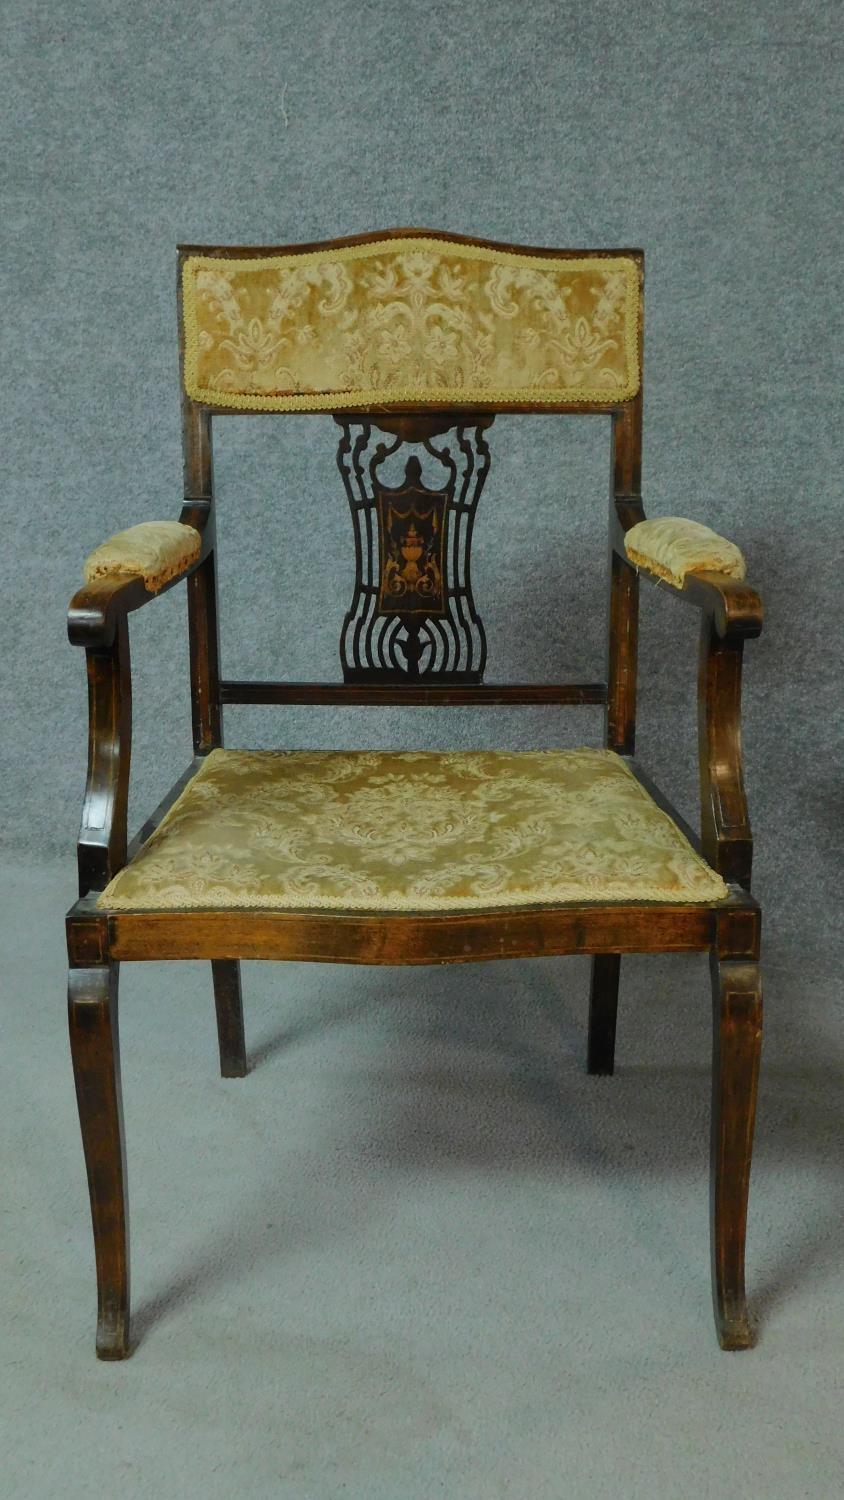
[212,960,247,1077]
[587,954,621,1075]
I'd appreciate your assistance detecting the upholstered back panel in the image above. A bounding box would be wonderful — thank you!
[181,236,641,412]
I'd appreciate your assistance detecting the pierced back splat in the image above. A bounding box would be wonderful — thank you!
[336,418,492,683]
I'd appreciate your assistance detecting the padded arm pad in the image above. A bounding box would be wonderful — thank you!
[624,517,746,590]
[84,521,201,594]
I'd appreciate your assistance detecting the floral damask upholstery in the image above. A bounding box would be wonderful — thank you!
[181,239,640,411]
[84,521,201,593]
[98,748,727,912]
[624,518,746,590]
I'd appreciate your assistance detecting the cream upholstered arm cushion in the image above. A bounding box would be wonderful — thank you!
[624,518,746,590]
[83,521,201,593]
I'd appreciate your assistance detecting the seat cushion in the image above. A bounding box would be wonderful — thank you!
[98,749,727,912]
[624,517,746,590]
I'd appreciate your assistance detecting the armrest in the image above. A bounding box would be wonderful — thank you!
[70,507,210,893]
[615,514,762,887]
[69,574,157,649]
[69,510,209,647]
[620,516,763,640]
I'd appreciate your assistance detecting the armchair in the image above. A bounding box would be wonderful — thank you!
[66,230,763,1360]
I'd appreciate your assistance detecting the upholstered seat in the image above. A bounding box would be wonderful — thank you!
[98,747,727,912]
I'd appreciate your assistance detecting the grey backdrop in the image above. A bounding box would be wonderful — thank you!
[1,5,843,1496]
[2,0,841,950]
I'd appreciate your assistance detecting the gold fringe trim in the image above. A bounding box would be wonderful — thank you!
[99,884,729,913]
[624,545,687,590]
[86,546,201,594]
[625,543,744,592]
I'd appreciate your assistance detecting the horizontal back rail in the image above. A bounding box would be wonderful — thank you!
[178,228,644,260]
[219,680,607,707]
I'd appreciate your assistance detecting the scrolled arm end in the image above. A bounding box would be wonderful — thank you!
[68,575,150,649]
[683,572,763,641]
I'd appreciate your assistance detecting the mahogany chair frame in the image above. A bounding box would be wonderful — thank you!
[65,229,763,1359]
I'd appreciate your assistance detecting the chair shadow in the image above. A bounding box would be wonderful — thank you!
[132,952,843,1349]
[247,991,377,1070]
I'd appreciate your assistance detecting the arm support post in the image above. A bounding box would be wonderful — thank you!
[613,536,763,889]
[76,617,131,897]
[698,618,753,889]
[69,505,211,895]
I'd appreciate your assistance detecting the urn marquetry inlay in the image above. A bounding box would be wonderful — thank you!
[336,419,492,683]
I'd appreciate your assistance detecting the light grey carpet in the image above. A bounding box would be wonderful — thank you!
[1,858,841,1497]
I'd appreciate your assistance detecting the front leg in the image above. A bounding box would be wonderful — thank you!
[68,963,130,1359]
[710,952,763,1349]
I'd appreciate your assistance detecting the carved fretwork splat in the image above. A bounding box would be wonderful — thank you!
[336,417,493,683]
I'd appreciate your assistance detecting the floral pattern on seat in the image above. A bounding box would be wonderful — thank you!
[98,748,727,912]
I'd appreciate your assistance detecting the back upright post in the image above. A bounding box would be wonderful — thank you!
[181,397,223,754]
[178,263,245,1073]
[588,361,644,1075]
[606,390,643,757]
